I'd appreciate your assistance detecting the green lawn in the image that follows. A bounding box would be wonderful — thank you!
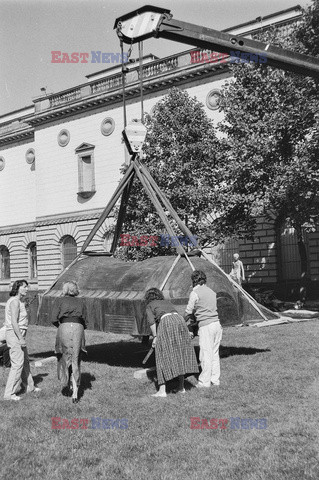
[1,321,318,480]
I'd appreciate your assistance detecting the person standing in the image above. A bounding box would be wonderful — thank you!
[229,253,245,285]
[145,287,198,398]
[4,280,40,401]
[184,270,222,388]
[51,281,87,403]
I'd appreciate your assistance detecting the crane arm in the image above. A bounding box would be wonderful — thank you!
[114,5,319,79]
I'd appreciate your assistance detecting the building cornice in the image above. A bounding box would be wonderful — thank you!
[0,222,36,235]
[28,57,229,127]
[35,208,105,227]
[223,5,302,35]
[0,209,106,234]
[0,123,34,147]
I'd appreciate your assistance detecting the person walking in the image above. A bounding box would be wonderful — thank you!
[52,281,87,403]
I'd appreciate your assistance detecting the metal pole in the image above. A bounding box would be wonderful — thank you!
[120,38,127,127]
[139,41,144,122]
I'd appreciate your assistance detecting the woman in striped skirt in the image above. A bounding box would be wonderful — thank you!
[145,288,198,398]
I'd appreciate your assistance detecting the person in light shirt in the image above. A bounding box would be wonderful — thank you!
[3,280,40,401]
[229,253,245,285]
[184,270,222,388]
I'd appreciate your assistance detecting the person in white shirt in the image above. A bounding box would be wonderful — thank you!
[184,270,222,388]
[3,280,40,401]
[229,253,245,285]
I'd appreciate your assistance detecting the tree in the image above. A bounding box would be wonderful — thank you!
[209,0,319,299]
[114,87,218,261]
[296,0,319,56]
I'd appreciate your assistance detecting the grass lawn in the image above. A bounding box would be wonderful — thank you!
[1,320,319,480]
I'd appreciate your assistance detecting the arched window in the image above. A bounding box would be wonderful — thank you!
[28,242,37,279]
[61,236,77,269]
[0,246,10,279]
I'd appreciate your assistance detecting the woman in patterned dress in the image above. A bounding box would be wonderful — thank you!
[145,287,198,398]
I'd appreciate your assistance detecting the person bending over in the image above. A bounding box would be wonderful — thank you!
[145,287,198,398]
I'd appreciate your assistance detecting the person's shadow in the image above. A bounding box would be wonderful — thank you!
[32,373,49,388]
[78,372,96,400]
[28,343,270,396]
[135,344,271,393]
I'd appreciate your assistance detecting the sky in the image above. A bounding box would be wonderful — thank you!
[0,0,312,116]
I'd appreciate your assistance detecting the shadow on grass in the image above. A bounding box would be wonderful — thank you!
[29,351,55,360]
[85,343,271,367]
[78,372,96,401]
[33,373,49,388]
[27,343,271,369]
[220,346,271,358]
[58,372,96,401]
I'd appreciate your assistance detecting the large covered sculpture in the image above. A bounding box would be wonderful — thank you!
[38,254,279,334]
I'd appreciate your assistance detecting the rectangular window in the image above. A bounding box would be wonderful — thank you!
[81,155,94,191]
[78,153,95,194]
[75,143,96,198]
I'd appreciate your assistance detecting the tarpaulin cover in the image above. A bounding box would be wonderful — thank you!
[38,255,279,335]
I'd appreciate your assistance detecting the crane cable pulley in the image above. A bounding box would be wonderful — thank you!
[117,21,143,128]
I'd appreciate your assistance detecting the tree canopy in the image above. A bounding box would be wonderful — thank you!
[116,87,218,260]
[208,0,319,268]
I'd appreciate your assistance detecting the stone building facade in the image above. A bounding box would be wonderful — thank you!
[1,5,318,301]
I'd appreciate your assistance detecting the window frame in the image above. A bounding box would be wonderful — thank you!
[0,246,10,279]
[28,242,37,279]
[61,235,77,270]
[75,143,96,198]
